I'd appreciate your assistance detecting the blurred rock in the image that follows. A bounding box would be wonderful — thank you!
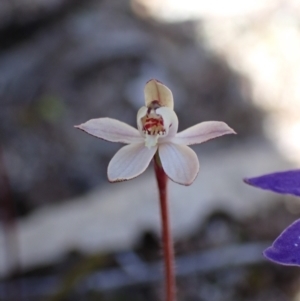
[0,0,263,209]
[0,0,76,29]
[0,140,292,276]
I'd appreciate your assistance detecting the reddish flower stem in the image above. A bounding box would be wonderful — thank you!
[154,153,176,301]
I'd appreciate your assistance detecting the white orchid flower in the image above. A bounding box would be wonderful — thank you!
[76,79,235,185]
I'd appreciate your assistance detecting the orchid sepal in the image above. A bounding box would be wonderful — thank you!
[75,118,143,144]
[144,79,174,110]
[172,121,236,146]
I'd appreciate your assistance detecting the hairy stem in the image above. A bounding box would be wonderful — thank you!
[154,153,176,301]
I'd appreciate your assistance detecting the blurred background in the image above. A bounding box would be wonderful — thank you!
[0,0,300,300]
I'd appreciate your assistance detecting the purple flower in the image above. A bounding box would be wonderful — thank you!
[263,219,300,266]
[244,169,300,197]
[244,169,300,266]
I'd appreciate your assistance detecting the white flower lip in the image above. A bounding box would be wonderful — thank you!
[75,79,236,185]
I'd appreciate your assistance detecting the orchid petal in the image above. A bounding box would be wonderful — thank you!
[108,143,157,182]
[159,143,199,185]
[244,170,300,197]
[156,107,178,139]
[173,121,236,145]
[263,219,300,266]
[144,79,174,110]
[75,118,143,144]
[136,106,147,134]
